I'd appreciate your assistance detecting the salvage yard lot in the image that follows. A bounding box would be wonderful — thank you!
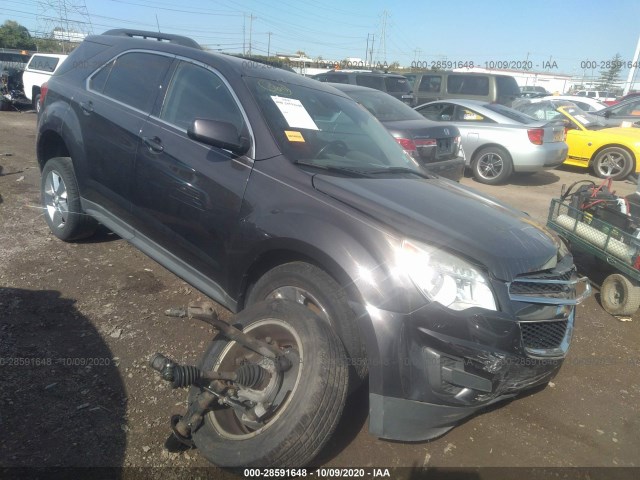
[1,110,639,469]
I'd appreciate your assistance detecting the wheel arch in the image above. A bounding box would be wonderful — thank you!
[237,243,361,312]
[469,142,510,165]
[37,130,70,170]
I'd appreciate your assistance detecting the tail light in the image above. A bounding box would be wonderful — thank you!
[527,128,544,145]
[40,82,49,110]
[395,137,417,152]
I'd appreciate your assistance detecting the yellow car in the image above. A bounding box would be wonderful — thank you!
[515,100,640,180]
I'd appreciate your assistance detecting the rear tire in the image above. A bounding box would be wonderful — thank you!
[190,300,348,467]
[472,146,513,185]
[34,93,41,113]
[40,157,97,241]
[592,147,634,181]
[600,273,640,316]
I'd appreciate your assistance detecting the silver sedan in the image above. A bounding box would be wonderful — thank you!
[415,99,568,185]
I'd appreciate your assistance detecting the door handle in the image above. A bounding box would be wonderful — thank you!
[142,136,165,153]
[80,101,94,114]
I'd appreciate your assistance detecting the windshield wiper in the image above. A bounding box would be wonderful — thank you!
[367,166,432,179]
[294,160,371,177]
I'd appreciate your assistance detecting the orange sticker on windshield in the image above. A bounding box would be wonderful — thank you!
[285,131,305,142]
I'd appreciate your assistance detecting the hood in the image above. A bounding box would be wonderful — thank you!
[383,119,459,139]
[312,175,559,281]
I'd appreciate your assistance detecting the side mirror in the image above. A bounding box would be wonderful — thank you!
[603,111,612,118]
[188,119,250,155]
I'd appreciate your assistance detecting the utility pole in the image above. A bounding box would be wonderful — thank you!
[242,14,245,55]
[248,14,256,56]
[377,10,389,64]
[365,34,371,66]
[413,48,422,63]
[623,34,640,95]
[267,31,273,58]
[369,34,375,67]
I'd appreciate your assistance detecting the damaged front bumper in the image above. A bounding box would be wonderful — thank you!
[365,269,590,441]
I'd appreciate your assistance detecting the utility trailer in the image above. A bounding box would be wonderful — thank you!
[547,193,640,316]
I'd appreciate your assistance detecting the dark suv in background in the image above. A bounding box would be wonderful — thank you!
[37,29,589,466]
[311,69,414,105]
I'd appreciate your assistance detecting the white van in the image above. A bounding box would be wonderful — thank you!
[574,90,617,104]
[22,53,68,111]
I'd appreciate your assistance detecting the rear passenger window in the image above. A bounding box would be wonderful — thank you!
[160,61,245,133]
[418,75,442,93]
[384,77,410,93]
[447,75,489,96]
[325,74,349,84]
[89,52,172,113]
[356,75,384,90]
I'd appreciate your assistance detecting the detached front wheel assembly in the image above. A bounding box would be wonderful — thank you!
[153,300,348,468]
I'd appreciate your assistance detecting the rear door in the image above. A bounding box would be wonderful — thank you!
[75,51,173,228]
[132,60,253,294]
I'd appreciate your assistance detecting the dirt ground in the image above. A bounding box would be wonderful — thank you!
[1,109,639,474]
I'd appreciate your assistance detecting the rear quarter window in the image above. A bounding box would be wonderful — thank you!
[27,55,59,73]
[355,75,384,90]
[447,75,489,96]
[496,76,520,97]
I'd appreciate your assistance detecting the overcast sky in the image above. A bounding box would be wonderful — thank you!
[3,0,640,77]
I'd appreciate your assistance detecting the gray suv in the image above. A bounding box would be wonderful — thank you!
[37,29,589,467]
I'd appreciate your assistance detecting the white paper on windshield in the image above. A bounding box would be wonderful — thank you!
[271,96,319,130]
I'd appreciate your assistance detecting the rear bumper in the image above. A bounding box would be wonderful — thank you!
[512,143,568,172]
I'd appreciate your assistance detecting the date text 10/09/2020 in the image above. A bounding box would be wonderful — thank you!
[243,468,391,478]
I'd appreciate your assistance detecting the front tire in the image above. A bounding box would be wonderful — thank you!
[472,146,513,185]
[41,157,97,241]
[592,147,634,180]
[246,262,368,386]
[190,300,348,467]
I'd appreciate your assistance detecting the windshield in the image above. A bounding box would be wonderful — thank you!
[245,77,422,173]
[343,89,424,122]
[559,105,608,129]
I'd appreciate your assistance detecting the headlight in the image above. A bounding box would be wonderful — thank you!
[557,238,570,259]
[399,239,497,311]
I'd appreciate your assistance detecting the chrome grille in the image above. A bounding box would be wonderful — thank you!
[508,267,585,305]
[520,320,568,350]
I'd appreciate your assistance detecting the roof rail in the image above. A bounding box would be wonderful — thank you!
[101,29,202,50]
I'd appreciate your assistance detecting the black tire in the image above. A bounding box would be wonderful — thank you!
[246,262,368,386]
[592,147,634,181]
[472,146,513,185]
[190,300,348,467]
[600,273,640,316]
[34,93,41,113]
[40,157,97,241]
